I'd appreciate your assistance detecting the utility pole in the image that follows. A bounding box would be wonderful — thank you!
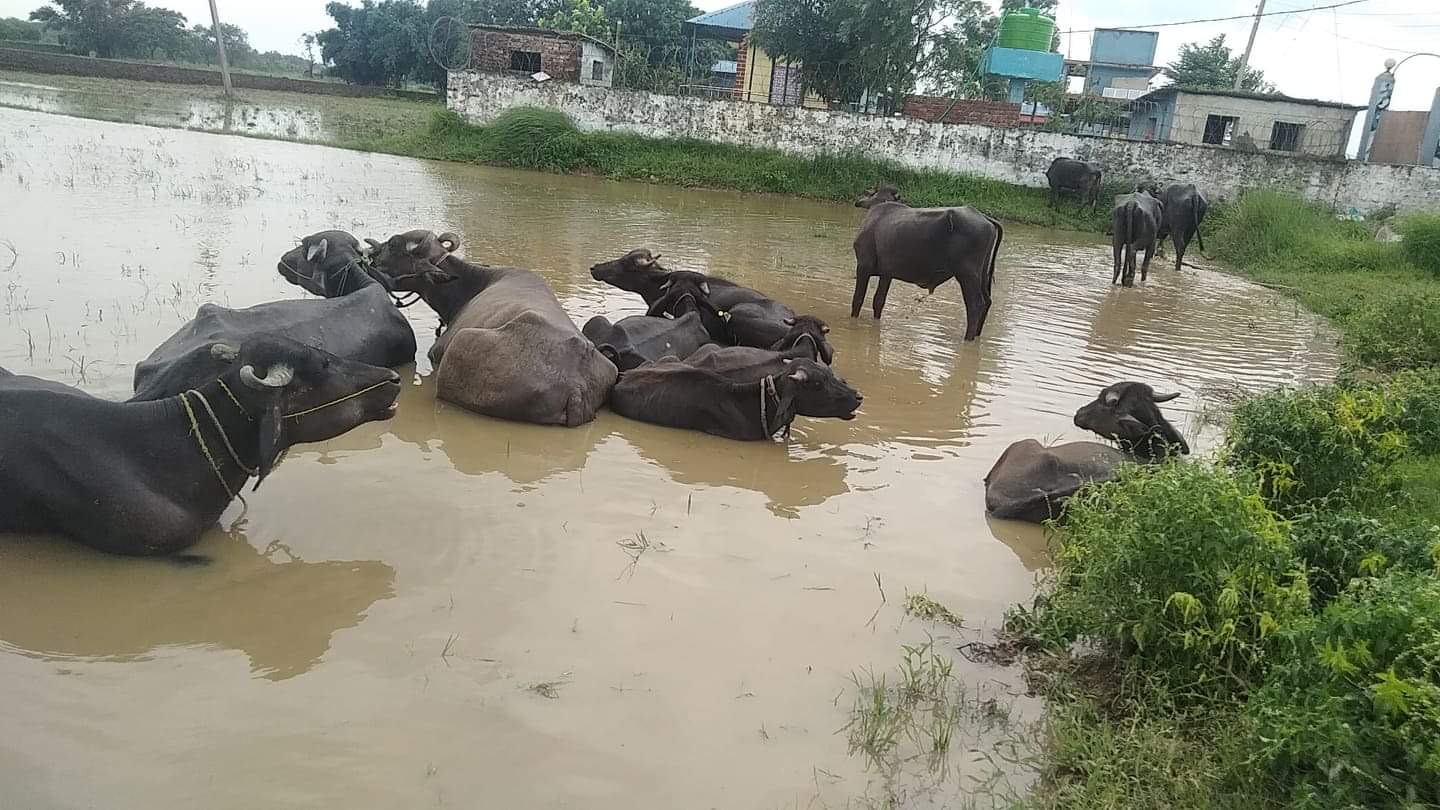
[1233,0,1267,91]
[207,0,234,98]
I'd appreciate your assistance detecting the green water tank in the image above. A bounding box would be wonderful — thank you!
[995,8,1057,52]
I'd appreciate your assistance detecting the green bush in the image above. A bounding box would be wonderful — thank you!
[1398,212,1440,277]
[1380,368,1440,454]
[1211,190,1407,274]
[1226,385,1408,514]
[486,106,586,172]
[1246,572,1440,809]
[1289,509,1440,607]
[1346,293,1440,372]
[1033,463,1310,702]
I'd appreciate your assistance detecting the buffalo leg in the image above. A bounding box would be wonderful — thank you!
[959,275,988,341]
[1122,244,1137,287]
[850,272,871,318]
[872,277,892,319]
[1112,240,1123,285]
[1141,242,1155,282]
[1173,231,1186,272]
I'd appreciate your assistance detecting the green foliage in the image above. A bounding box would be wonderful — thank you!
[1398,212,1440,277]
[318,0,428,87]
[0,15,45,41]
[486,106,585,171]
[1210,190,1403,273]
[1225,385,1409,514]
[1164,34,1273,93]
[1247,572,1440,809]
[1031,463,1310,702]
[1288,509,1440,607]
[537,0,609,37]
[1347,292,1440,372]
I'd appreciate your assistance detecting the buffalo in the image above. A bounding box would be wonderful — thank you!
[369,229,616,426]
[131,230,416,401]
[1111,191,1164,287]
[984,382,1189,523]
[610,357,862,441]
[1045,158,1104,212]
[1154,184,1209,272]
[0,336,401,555]
[852,185,1004,341]
[590,250,834,364]
[582,312,714,372]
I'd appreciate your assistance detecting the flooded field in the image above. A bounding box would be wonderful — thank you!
[0,106,1340,808]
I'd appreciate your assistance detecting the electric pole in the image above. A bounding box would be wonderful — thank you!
[208,0,234,98]
[1233,0,1266,91]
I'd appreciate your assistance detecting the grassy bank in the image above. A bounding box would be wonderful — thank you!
[1006,194,1440,809]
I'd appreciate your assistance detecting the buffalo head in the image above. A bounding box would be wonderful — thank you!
[647,270,712,316]
[780,358,862,420]
[855,185,903,209]
[278,230,373,298]
[218,335,400,488]
[773,315,834,365]
[1073,382,1188,460]
[590,248,669,298]
[364,229,462,292]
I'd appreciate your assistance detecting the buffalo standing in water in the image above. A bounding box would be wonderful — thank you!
[984,382,1189,524]
[368,229,616,426]
[1155,183,1209,272]
[1111,191,1164,287]
[851,186,1004,341]
[1045,157,1104,212]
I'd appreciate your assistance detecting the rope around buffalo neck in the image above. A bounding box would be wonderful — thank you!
[284,379,393,419]
[758,375,780,439]
[179,390,247,505]
[279,256,420,308]
[217,379,251,419]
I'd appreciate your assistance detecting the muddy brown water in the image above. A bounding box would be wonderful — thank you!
[0,107,1339,807]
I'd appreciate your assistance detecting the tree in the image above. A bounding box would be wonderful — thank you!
[917,0,997,98]
[318,0,428,86]
[753,0,980,103]
[186,21,254,64]
[538,0,609,37]
[117,4,187,59]
[1164,34,1274,93]
[0,16,46,41]
[30,0,137,57]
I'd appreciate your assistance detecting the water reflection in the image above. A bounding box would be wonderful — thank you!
[0,528,395,681]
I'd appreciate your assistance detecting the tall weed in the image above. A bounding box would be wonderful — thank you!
[1023,463,1310,703]
[1398,211,1440,277]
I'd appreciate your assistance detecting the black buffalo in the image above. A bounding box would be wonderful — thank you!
[370,229,616,426]
[852,185,1004,341]
[984,382,1189,523]
[582,312,714,372]
[610,357,861,441]
[590,250,834,364]
[1111,191,1164,287]
[1045,158,1104,212]
[131,230,416,401]
[1,336,401,555]
[1154,184,1209,272]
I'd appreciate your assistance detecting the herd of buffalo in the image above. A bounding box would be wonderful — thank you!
[0,165,1205,557]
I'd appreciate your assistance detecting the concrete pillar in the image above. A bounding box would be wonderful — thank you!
[1420,86,1440,168]
[1357,68,1396,162]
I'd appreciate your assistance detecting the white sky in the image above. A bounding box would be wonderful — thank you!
[3,0,1438,111]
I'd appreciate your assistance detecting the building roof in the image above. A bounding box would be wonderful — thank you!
[1140,85,1364,111]
[684,1,755,40]
[467,23,616,54]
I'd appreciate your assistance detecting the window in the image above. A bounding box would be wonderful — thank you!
[1270,121,1304,152]
[591,60,604,81]
[1202,114,1239,146]
[509,50,541,73]
[769,62,802,107]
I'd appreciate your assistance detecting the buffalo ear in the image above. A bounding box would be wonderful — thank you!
[1152,391,1181,403]
[252,395,285,491]
[700,281,710,295]
[783,317,795,326]
[820,324,830,334]
[427,269,458,285]
[209,342,240,362]
[788,367,809,383]
[306,238,328,263]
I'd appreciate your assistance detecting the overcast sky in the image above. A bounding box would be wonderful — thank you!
[3,0,1438,110]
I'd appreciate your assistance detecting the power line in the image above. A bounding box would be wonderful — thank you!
[1059,0,1371,36]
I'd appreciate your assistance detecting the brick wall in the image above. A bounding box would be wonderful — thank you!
[470,29,580,82]
[0,47,438,100]
[902,95,1021,128]
[732,35,750,101]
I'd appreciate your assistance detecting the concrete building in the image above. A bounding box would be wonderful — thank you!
[684,1,825,108]
[467,24,615,87]
[1130,87,1362,158]
[1065,28,1161,98]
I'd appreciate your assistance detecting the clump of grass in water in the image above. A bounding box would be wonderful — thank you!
[904,592,964,628]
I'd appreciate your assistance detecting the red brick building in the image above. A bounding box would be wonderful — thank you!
[468,25,616,87]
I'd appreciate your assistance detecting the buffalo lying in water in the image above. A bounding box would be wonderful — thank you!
[0,336,400,555]
[369,229,616,426]
[130,231,416,401]
[582,311,714,372]
[984,382,1189,524]
[610,356,862,441]
[590,250,834,364]
[851,186,1004,341]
